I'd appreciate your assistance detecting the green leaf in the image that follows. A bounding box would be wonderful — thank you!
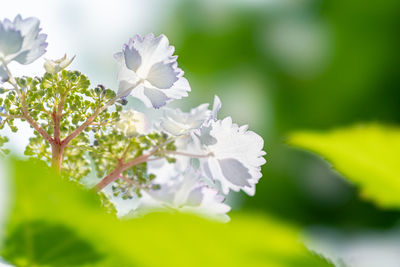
[0,159,333,267]
[289,124,400,209]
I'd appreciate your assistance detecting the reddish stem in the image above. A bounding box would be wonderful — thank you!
[51,143,65,172]
[93,153,151,191]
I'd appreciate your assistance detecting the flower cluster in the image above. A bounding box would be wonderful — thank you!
[0,15,266,221]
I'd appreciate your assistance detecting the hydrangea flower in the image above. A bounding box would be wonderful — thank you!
[138,168,230,221]
[0,15,47,81]
[200,117,266,196]
[44,54,75,74]
[115,109,147,136]
[114,34,190,108]
[160,103,211,136]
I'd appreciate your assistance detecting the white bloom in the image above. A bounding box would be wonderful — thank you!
[115,34,190,108]
[160,103,211,136]
[115,109,147,136]
[44,54,75,74]
[139,168,230,221]
[200,117,266,196]
[0,15,47,81]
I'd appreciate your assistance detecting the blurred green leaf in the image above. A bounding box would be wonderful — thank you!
[289,124,400,209]
[0,159,333,267]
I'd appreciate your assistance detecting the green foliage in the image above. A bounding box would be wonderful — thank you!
[3,221,103,266]
[289,124,400,209]
[0,159,333,267]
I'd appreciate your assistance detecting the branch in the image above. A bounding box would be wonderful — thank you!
[0,113,23,119]
[1,60,54,145]
[62,97,115,146]
[93,153,151,191]
[164,150,213,158]
[23,108,54,145]
[93,138,174,191]
[53,93,67,144]
[62,82,140,147]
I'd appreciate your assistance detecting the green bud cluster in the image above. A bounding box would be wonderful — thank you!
[1,68,179,202]
[0,86,22,133]
[18,70,122,181]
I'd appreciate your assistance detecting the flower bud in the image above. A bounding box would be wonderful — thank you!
[44,54,75,74]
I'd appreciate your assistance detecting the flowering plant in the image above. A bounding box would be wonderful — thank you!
[0,15,266,221]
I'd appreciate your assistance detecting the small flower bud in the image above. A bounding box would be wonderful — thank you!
[44,54,75,74]
[18,77,27,87]
[117,98,128,105]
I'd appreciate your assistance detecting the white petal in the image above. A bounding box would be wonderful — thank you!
[0,23,23,56]
[115,52,140,97]
[163,76,191,99]
[130,34,174,72]
[13,15,40,43]
[12,33,47,64]
[185,187,203,206]
[123,45,142,71]
[211,95,222,121]
[218,158,252,187]
[143,87,168,109]
[4,15,48,65]
[146,61,179,89]
[199,117,266,195]
[160,117,186,136]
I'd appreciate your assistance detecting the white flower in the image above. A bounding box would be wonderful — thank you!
[0,15,47,81]
[115,109,147,136]
[115,34,190,108]
[44,54,75,74]
[139,168,230,221]
[160,103,211,136]
[200,117,266,196]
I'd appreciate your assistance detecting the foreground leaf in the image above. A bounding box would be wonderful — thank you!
[289,124,400,209]
[0,159,333,267]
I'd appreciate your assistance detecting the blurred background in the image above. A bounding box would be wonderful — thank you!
[1,0,400,260]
